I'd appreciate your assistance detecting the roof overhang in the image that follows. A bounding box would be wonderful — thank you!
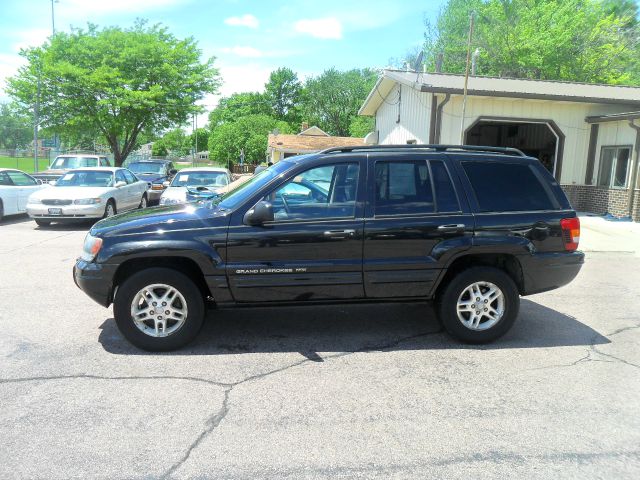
[585,111,640,123]
[359,70,640,116]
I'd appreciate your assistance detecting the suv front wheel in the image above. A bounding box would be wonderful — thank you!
[438,266,520,343]
[113,267,205,351]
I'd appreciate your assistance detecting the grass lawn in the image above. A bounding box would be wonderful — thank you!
[0,156,50,173]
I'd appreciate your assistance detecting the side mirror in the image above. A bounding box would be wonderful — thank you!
[115,181,127,188]
[169,169,178,176]
[243,201,274,226]
[163,181,171,188]
[36,179,43,185]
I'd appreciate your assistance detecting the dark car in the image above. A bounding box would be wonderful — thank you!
[126,160,178,204]
[74,145,584,351]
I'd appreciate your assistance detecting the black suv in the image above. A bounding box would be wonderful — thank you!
[74,145,584,351]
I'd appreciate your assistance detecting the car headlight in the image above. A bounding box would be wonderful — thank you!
[28,198,42,204]
[80,234,103,262]
[74,198,102,205]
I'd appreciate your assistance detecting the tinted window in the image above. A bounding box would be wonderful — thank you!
[375,161,434,216]
[430,160,459,212]
[265,163,359,221]
[115,171,127,184]
[123,170,138,184]
[6,171,37,186]
[463,161,555,212]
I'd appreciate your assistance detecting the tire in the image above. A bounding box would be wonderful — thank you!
[113,267,205,351]
[138,193,148,209]
[35,219,51,227]
[437,266,520,344]
[103,199,116,218]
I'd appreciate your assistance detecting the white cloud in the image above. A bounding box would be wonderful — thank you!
[224,14,259,29]
[220,46,263,58]
[294,17,342,40]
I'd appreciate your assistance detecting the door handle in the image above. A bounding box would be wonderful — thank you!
[323,229,356,239]
[437,224,465,233]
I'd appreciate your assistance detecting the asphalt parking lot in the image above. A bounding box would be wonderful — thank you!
[1,215,639,479]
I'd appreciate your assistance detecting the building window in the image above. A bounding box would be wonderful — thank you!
[598,146,631,188]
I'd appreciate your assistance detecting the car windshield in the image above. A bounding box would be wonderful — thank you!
[216,161,293,210]
[55,170,114,187]
[127,162,166,174]
[171,171,228,188]
[50,157,100,169]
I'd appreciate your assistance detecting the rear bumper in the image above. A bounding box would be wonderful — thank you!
[519,251,584,295]
[147,189,164,202]
[73,260,117,307]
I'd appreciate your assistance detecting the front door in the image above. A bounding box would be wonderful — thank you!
[363,156,473,298]
[6,170,40,212]
[226,159,365,303]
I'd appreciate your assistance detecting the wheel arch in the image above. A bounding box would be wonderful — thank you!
[113,256,212,302]
[433,253,524,299]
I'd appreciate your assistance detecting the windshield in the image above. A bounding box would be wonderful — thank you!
[172,171,229,188]
[55,170,114,187]
[51,156,99,169]
[127,162,166,174]
[217,161,293,210]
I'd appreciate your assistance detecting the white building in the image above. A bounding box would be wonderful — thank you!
[359,70,640,220]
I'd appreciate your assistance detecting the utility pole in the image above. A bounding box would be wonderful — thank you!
[194,112,198,166]
[34,78,40,172]
[51,0,56,35]
[459,11,475,145]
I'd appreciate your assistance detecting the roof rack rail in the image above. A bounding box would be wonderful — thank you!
[319,144,527,157]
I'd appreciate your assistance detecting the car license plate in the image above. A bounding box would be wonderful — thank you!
[48,208,62,215]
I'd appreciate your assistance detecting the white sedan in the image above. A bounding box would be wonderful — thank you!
[159,167,232,205]
[0,168,47,222]
[26,167,149,226]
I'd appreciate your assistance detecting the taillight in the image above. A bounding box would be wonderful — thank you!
[560,217,580,251]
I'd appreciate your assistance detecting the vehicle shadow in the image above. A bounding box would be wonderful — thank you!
[98,299,610,356]
[0,214,33,225]
[35,220,94,232]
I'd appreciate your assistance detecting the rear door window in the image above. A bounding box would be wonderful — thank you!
[374,161,434,216]
[462,161,555,212]
[430,160,460,212]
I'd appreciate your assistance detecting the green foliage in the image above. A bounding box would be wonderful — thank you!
[190,127,209,152]
[208,114,293,165]
[265,67,302,123]
[0,103,32,149]
[301,68,378,136]
[423,0,640,84]
[7,20,220,165]
[348,116,374,138]
[208,92,271,129]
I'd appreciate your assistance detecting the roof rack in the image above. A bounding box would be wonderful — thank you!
[320,144,527,157]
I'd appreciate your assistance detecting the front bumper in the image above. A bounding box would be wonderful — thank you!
[519,251,585,295]
[73,260,117,307]
[27,203,104,220]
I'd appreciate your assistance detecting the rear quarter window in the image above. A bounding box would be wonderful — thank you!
[462,161,556,212]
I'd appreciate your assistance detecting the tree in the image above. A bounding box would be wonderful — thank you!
[152,128,191,157]
[265,67,302,124]
[190,127,209,153]
[0,103,32,149]
[7,21,220,165]
[348,116,374,138]
[208,92,271,129]
[423,0,640,84]
[301,68,378,136]
[208,114,292,166]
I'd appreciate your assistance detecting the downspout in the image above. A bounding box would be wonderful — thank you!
[628,120,640,220]
[434,93,451,144]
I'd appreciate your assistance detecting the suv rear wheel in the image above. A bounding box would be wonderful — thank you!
[113,267,205,351]
[438,266,519,343]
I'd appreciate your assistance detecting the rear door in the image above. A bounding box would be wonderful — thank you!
[226,157,366,303]
[363,154,474,298]
[114,170,134,210]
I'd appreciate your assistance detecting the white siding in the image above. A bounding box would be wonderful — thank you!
[376,84,432,144]
[438,95,630,184]
[592,120,637,186]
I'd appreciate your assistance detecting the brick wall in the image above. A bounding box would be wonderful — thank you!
[561,184,640,221]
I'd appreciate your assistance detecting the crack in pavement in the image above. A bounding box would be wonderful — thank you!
[158,329,443,479]
[0,374,232,388]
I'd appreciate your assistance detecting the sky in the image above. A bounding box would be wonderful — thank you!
[0,0,445,126]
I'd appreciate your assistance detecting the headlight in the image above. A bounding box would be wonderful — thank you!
[28,198,42,204]
[80,234,103,262]
[74,198,102,205]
